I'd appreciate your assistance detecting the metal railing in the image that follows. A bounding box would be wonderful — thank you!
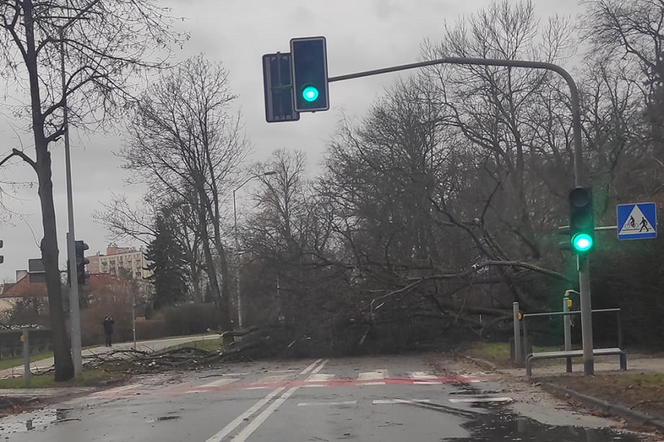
[513,301,623,372]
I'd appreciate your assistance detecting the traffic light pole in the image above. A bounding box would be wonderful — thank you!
[61,27,83,376]
[329,56,594,374]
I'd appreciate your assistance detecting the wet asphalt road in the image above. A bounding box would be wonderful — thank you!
[0,355,648,442]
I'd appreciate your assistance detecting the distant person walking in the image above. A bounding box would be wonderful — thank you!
[103,316,115,347]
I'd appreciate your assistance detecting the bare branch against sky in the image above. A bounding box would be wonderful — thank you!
[0,0,583,281]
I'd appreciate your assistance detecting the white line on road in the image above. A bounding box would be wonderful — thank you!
[300,359,323,376]
[90,384,140,397]
[297,401,357,407]
[373,399,432,405]
[204,359,326,442]
[231,387,299,441]
[257,375,289,384]
[199,378,240,388]
[203,387,286,442]
[306,373,334,383]
[230,359,328,442]
[409,371,437,380]
[448,397,513,404]
[358,370,386,381]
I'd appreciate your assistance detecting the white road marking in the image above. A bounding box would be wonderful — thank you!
[203,387,286,442]
[204,359,325,442]
[245,387,267,390]
[373,399,432,405]
[409,371,441,385]
[297,401,357,407]
[448,397,513,404]
[199,378,239,388]
[257,375,289,384]
[90,384,140,397]
[300,359,323,375]
[231,387,299,441]
[231,359,328,442]
[358,370,386,382]
[409,371,437,380]
[360,382,386,386]
[306,373,334,383]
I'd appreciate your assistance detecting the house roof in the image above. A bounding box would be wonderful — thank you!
[0,273,128,300]
[0,275,47,299]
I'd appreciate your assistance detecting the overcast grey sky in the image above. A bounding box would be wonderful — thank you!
[0,0,583,281]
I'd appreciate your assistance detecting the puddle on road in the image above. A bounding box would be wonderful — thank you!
[0,408,77,434]
[442,412,643,442]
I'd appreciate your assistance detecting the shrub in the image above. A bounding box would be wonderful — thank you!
[153,303,220,337]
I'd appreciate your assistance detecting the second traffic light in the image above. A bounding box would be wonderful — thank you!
[569,187,594,254]
[75,240,89,285]
[290,36,329,112]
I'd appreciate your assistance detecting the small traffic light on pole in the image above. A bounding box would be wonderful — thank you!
[75,240,89,285]
[569,187,594,254]
[0,240,4,264]
[290,36,329,112]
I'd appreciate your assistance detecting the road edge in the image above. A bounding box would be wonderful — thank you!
[543,382,664,432]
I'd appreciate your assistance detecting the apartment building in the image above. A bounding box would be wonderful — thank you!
[88,246,152,280]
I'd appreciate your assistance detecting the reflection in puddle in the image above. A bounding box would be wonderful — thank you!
[0,408,74,433]
[443,412,643,442]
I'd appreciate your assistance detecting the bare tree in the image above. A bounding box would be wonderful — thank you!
[120,55,250,331]
[0,0,183,380]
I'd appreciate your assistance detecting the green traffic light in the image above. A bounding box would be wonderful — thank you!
[571,233,593,252]
[302,86,319,102]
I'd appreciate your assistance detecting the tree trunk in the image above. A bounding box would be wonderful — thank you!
[196,205,232,332]
[24,0,74,382]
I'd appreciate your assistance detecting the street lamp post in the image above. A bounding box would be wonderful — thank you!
[59,25,82,376]
[232,171,277,329]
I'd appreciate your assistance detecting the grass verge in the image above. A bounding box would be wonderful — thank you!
[0,369,125,389]
[0,351,54,371]
[158,337,222,353]
[545,373,664,421]
[463,341,552,368]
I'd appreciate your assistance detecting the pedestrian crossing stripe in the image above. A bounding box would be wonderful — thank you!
[617,202,657,240]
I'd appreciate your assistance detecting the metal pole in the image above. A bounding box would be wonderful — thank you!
[563,297,572,373]
[60,28,82,376]
[578,255,594,374]
[22,329,31,386]
[233,188,242,329]
[513,302,521,364]
[131,292,137,350]
[329,56,592,374]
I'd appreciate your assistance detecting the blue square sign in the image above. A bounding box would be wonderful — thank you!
[617,203,657,240]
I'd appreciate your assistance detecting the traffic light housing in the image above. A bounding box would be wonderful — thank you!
[290,37,329,112]
[568,187,594,254]
[75,240,89,285]
[0,239,3,264]
[263,52,300,123]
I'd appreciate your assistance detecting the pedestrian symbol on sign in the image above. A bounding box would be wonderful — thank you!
[617,203,657,240]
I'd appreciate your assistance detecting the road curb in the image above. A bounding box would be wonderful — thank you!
[543,382,664,432]
[458,353,498,372]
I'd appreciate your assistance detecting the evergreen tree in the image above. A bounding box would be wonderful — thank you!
[146,214,187,309]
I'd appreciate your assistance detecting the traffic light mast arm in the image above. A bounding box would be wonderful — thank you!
[328,56,584,187]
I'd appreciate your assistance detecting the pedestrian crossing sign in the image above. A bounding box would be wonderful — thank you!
[617,202,657,240]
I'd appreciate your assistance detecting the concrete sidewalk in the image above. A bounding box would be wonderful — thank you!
[0,334,221,379]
